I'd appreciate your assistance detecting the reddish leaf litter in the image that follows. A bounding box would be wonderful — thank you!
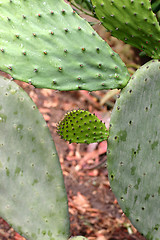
[0,79,146,240]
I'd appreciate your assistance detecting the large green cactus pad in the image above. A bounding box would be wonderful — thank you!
[0,0,129,91]
[92,0,160,59]
[0,77,69,240]
[57,110,108,144]
[108,60,160,239]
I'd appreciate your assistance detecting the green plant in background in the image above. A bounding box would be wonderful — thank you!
[0,0,159,240]
[72,0,93,11]
[151,0,160,17]
[91,0,160,59]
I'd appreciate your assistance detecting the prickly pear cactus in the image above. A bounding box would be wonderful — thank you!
[92,0,160,59]
[57,110,108,144]
[108,60,160,239]
[0,77,69,240]
[0,0,129,91]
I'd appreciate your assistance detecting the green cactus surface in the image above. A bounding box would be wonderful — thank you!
[91,0,160,59]
[57,110,108,144]
[0,77,69,240]
[107,60,160,239]
[0,0,129,91]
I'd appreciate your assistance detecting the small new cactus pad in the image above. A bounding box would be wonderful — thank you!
[0,0,129,91]
[0,77,69,240]
[92,0,160,59]
[108,60,160,239]
[57,110,108,144]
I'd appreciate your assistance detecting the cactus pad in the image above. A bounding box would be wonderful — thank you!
[0,0,129,91]
[57,110,108,144]
[0,77,69,240]
[92,0,160,59]
[108,60,160,239]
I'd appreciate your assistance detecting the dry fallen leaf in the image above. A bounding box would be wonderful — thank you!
[72,192,91,214]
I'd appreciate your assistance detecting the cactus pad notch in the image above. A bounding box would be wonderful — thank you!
[108,60,160,239]
[0,76,69,240]
[91,0,160,59]
[0,0,129,91]
[57,110,108,144]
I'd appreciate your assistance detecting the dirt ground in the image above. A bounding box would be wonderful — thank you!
[0,9,150,240]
